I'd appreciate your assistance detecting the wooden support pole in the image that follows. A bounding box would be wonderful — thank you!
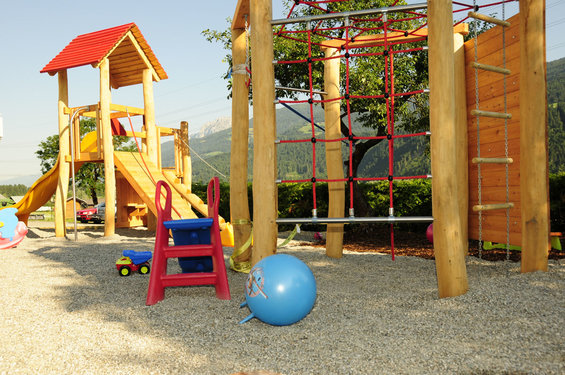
[250,0,277,265]
[454,32,469,253]
[100,58,116,236]
[180,121,191,189]
[323,47,345,259]
[55,70,69,237]
[143,68,158,166]
[231,26,253,264]
[428,0,468,298]
[519,0,549,272]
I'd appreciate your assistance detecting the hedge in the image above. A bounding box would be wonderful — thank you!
[191,174,565,233]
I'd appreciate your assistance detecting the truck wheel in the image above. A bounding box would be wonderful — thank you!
[119,266,131,277]
[139,263,150,275]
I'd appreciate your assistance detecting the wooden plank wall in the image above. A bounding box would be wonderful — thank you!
[116,171,147,228]
[465,13,521,246]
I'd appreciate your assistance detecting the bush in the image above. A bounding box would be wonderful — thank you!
[550,173,565,232]
[189,176,563,233]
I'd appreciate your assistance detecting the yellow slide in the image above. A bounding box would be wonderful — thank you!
[1,132,97,224]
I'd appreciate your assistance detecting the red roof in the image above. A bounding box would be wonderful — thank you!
[41,23,167,87]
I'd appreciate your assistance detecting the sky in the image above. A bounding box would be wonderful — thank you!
[0,0,563,184]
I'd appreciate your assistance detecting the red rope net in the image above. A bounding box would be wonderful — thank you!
[270,0,518,257]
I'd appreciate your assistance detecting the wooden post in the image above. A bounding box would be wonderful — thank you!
[180,121,192,188]
[143,68,158,166]
[250,0,277,264]
[100,58,116,236]
[174,130,181,177]
[73,115,81,159]
[231,27,253,264]
[324,47,345,258]
[143,68,158,231]
[454,32,469,252]
[519,0,549,272]
[428,0,468,298]
[54,70,69,237]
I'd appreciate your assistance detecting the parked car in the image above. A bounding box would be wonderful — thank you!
[76,202,105,223]
[90,202,107,223]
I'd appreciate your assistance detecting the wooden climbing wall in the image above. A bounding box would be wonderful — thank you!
[465,13,521,246]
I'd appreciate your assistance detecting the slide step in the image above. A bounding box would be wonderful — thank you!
[161,273,217,288]
[162,244,214,259]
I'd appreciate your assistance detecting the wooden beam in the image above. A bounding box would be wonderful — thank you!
[322,23,469,50]
[100,58,116,236]
[473,203,514,212]
[180,121,191,188]
[468,11,511,27]
[143,68,159,166]
[428,0,468,298]
[251,0,278,265]
[233,0,250,30]
[55,70,70,238]
[64,104,98,115]
[520,0,549,272]
[324,47,345,259]
[454,32,469,253]
[230,27,253,267]
[158,127,175,136]
[110,103,145,116]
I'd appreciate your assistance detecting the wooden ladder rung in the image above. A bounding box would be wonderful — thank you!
[473,203,514,212]
[468,11,511,27]
[470,62,511,75]
[472,157,513,164]
[471,109,512,119]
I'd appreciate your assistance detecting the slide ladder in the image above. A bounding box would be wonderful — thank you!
[146,178,230,305]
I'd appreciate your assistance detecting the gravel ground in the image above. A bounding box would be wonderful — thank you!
[0,226,563,374]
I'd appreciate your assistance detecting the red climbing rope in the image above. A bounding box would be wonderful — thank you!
[273,1,516,259]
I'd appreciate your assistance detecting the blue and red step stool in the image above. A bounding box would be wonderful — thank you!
[146,177,230,305]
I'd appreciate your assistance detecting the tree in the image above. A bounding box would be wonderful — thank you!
[35,118,136,204]
[203,0,430,216]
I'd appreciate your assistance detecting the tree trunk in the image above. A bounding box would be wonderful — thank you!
[90,187,98,206]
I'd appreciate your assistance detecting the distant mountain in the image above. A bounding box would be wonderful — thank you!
[191,117,231,139]
[162,103,431,183]
[0,174,40,187]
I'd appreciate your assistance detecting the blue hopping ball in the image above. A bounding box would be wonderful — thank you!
[240,254,317,326]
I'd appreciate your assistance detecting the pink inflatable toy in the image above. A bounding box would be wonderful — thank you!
[426,223,433,244]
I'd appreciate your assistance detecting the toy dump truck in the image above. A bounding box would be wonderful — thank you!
[116,250,152,276]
